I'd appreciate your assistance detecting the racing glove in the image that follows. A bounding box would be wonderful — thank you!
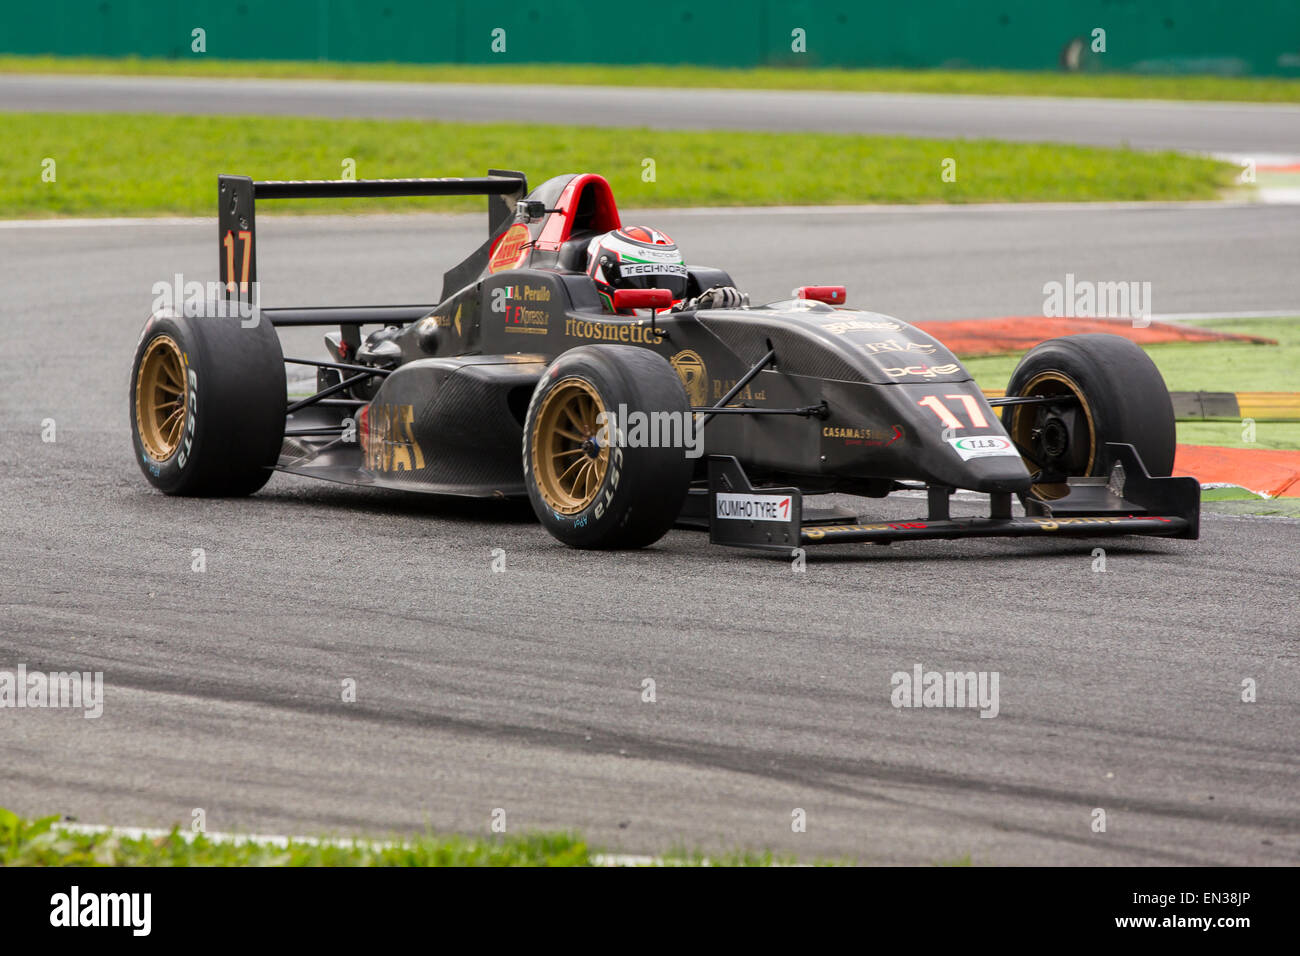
[673,286,749,312]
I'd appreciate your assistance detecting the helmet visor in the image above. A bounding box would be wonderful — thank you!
[606,260,689,300]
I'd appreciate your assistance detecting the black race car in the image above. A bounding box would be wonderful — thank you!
[129,170,1199,552]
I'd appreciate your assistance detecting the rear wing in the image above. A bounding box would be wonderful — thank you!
[217,170,528,316]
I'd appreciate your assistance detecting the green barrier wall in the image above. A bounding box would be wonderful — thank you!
[4,1,1298,75]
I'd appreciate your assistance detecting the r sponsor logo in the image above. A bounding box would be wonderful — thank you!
[823,423,904,447]
[565,317,663,345]
[711,378,765,401]
[883,364,962,379]
[945,435,1018,460]
[670,349,708,406]
[1032,516,1167,531]
[821,318,901,334]
[362,403,426,472]
[177,362,197,469]
[494,284,550,333]
[862,338,936,355]
[805,521,927,539]
[421,302,464,337]
[488,223,531,273]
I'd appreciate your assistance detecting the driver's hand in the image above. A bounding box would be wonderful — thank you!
[674,285,748,312]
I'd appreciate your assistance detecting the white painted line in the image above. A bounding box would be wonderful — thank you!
[1209,151,1300,167]
[918,309,1300,324]
[0,197,1281,230]
[0,213,479,230]
[1257,187,1300,205]
[0,216,210,229]
[1152,310,1300,321]
[631,199,1271,217]
[57,822,671,867]
[15,72,1300,115]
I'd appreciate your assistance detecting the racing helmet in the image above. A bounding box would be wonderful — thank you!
[586,226,689,307]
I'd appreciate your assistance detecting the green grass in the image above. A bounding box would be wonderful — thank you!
[1203,497,1300,517]
[1,811,592,866]
[0,808,789,866]
[1201,486,1263,501]
[963,319,1300,393]
[1199,487,1300,517]
[960,318,1300,451]
[5,55,1300,103]
[0,111,1235,219]
[1174,420,1300,451]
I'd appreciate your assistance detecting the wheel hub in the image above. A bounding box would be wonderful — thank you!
[1040,417,1069,459]
[530,377,610,515]
[135,335,187,461]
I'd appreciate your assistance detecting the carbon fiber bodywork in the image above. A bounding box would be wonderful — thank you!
[280,356,543,497]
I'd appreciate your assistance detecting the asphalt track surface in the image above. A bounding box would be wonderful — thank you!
[5,73,1300,154]
[2,203,1297,863]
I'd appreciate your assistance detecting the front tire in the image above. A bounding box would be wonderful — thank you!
[523,345,693,549]
[1004,334,1175,493]
[129,311,286,496]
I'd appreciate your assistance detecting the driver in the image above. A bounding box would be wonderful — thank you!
[586,226,747,313]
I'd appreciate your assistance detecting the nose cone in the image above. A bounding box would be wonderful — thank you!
[957,453,1034,494]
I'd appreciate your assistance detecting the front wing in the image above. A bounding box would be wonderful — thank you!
[707,443,1200,552]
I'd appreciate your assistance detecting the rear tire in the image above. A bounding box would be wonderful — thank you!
[1004,334,1175,490]
[129,310,286,496]
[523,345,693,549]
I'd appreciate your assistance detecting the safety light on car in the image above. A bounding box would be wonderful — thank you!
[612,288,673,312]
[794,285,846,305]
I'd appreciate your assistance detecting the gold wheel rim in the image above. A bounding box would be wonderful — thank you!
[531,377,609,515]
[135,335,187,460]
[1007,370,1096,500]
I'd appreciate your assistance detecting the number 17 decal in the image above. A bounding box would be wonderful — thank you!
[917,394,990,430]
[223,229,252,292]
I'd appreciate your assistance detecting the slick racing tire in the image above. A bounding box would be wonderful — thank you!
[130,310,286,496]
[523,345,693,549]
[1004,334,1175,495]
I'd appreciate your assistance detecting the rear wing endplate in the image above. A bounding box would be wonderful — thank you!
[217,171,528,307]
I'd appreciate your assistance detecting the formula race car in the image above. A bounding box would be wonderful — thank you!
[129,170,1200,552]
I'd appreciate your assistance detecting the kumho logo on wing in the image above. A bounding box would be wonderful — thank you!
[714,492,793,522]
